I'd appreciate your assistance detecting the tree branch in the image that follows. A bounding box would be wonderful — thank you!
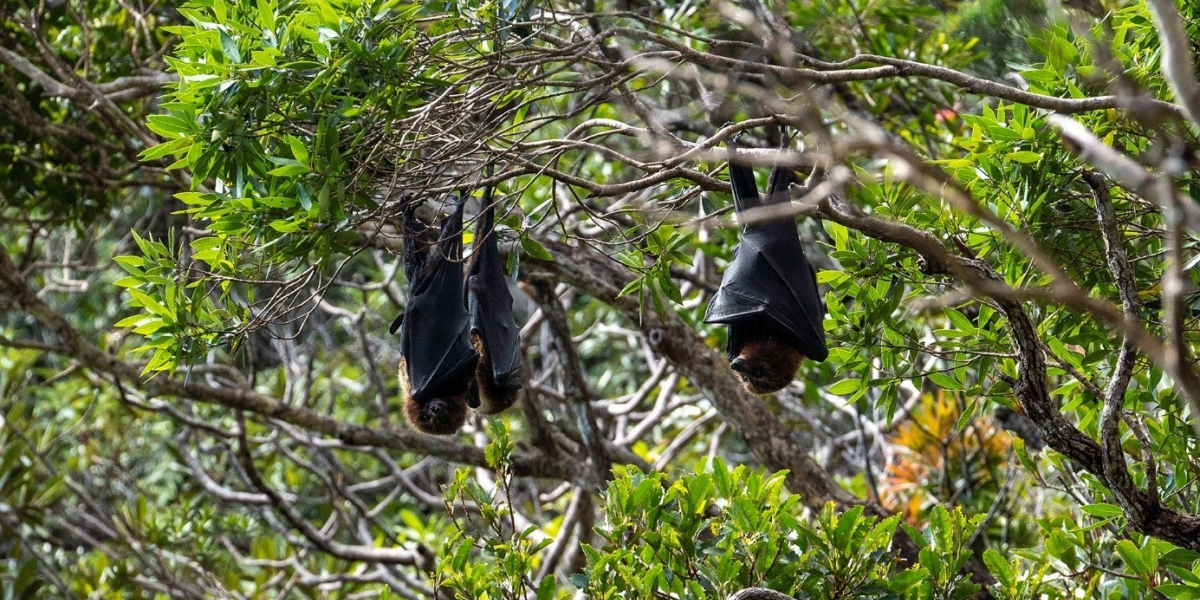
[1143,0,1200,129]
[0,243,581,482]
[796,193,1200,549]
[234,415,433,567]
[605,27,1182,117]
[1052,115,1200,437]
[528,238,865,512]
[526,279,613,487]
[1083,170,1146,521]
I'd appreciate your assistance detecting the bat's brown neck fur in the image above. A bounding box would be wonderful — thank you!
[731,336,805,394]
[398,356,470,435]
[471,333,520,414]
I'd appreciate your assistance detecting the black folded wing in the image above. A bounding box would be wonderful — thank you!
[467,188,523,389]
[398,199,478,400]
[704,158,828,362]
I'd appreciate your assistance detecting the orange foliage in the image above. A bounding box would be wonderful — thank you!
[879,391,1012,525]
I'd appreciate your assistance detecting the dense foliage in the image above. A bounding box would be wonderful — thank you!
[3,0,1200,598]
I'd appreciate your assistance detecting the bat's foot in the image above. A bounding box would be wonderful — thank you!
[730,337,805,394]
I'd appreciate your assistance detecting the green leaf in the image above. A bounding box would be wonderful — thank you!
[267,164,310,177]
[127,288,172,319]
[113,255,146,270]
[1003,151,1042,164]
[219,31,242,63]
[287,135,310,164]
[826,379,861,395]
[1116,540,1148,577]
[141,137,191,160]
[133,320,167,335]
[945,308,975,332]
[520,236,553,261]
[982,549,1014,588]
[889,568,927,591]
[824,220,849,250]
[536,575,556,600]
[1159,585,1200,600]
[146,115,194,138]
[1080,503,1123,518]
[114,315,147,328]
[616,277,643,299]
[928,371,961,391]
[816,269,845,284]
[1163,549,1200,566]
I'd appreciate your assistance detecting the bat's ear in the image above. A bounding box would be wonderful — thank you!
[389,312,405,335]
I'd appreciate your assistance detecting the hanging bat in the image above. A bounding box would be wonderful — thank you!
[391,197,478,434]
[466,186,523,414]
[703,147,828,394]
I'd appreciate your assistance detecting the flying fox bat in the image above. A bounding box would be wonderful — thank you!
[703,148,828,394]
[466,186,523,414]
[391,198,477,434]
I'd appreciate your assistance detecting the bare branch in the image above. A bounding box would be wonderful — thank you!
[1051,115,1200,231]
[0,45,77,97]
[1083,170,1145,519]
[234,416,433,567]
[527,279,613,487]
[796,192,1200,548]
[610,27,1182,116]
[1144,0,1200,128]
[0,243,583,481]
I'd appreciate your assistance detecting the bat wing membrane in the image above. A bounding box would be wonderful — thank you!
[468,196,523,388]
[729,160,764,218]
[705,160,829,363]
[398,200,478,400]
[751,230,828,362]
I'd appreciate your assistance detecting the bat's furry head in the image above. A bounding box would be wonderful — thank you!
[729,337,805,394]
[472,333,521,415]
[404,394,469,435]
[398,357,469,435]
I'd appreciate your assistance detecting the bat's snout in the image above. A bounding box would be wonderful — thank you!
[426,399,445,416]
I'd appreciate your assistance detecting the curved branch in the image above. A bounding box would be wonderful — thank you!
[0,244,580,482]
[0,45,77,97]
[726,588,795,600]
[527,238,865,512]
[605,27,1182,117]
[1083,171,1146,516]
[798,194,1200,549]
[526,279,613,486]
[234,419,433,567]
[1144,0,1200,128]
